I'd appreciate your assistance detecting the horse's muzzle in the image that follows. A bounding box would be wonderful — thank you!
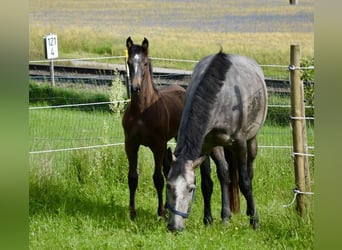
[131,85,141,94]
[167,223,184,232]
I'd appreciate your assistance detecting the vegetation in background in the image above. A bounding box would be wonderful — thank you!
[301,57,315,107]
[109,69,128,115]
[29,26,313,72]
[29,0,314,70]
[29,81,111,110]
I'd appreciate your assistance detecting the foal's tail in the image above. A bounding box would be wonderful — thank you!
[225,149,240,214]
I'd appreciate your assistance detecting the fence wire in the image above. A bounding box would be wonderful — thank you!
[29,60,314,169]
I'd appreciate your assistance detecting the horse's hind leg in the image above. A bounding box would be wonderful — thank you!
[125,141,139,220]
[210,147,231,224]
[247,136,259,229]
[200,156,214,225]
[236,137,259,229]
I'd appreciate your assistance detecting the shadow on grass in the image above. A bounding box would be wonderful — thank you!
[29,180,157,229]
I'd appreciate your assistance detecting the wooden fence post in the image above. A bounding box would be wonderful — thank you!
[290,44,309,216]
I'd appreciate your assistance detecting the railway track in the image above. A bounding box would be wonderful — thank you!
[29,63,292,93]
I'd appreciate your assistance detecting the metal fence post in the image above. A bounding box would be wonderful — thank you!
[50,60,55,87]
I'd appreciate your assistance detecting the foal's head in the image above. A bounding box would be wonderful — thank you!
[166,155,206,232]
[126,37,151,94]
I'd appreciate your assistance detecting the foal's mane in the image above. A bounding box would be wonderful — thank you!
[175,51,232,159]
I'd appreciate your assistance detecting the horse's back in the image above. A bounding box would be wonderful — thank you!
[190,52,267,141]
[159,84,186,105]
[223,54,268,137]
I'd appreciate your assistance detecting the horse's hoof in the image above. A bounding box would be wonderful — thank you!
[250,216,259,230]
[203,216,213,225]
[222,217,230,225]
[221,212,232,225]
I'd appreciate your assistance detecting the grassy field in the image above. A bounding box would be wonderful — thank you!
[29,105,314,249]
[29,147,314,249]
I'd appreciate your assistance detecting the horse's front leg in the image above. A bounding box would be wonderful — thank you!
[152,144,167,218]
[210,147,231,223]
[200,156,214,225]
[125,140,139,220]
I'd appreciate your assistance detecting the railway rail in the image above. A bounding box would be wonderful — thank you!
[29,63,293,93]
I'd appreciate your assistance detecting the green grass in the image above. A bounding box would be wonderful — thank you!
[29,148,314,249]
[29,105,314,249]
[29,147,314,249]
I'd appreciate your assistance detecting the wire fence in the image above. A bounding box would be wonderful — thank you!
[28,100,313,154]
[29,56,314,166]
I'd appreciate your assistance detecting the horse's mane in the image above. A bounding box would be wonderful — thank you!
[175,51,232,159]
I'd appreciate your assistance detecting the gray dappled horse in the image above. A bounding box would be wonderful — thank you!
[166,51,268,231]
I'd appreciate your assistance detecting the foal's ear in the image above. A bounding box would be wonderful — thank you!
[142,37,149,53]
[192,156,207,169]
[126,37,134,49]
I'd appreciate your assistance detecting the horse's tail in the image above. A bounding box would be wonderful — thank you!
[225,149,240,214]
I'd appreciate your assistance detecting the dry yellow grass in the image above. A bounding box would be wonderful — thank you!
[29,0,314,68]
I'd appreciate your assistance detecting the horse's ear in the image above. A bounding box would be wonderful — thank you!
[126,37,133,49]
[192,156,207,170]
[142,37,149,53]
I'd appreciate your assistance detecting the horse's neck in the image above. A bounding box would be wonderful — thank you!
[132,73,159,113]
[175,129,206,161]
[175,106,210,159]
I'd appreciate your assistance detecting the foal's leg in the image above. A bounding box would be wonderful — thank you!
[236,138,258,229]
[125,141,139,220]
[210,147,231,223]
[200,156,214,225]
[163,147,172,179]
[152,144,167,218]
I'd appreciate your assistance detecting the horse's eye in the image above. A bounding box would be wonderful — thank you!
[188,184,195,193]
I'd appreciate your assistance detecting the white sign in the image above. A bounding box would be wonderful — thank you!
[44,34,58,59]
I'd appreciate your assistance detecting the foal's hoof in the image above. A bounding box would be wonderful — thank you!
[158,208,167,220]
[130,210,136,221]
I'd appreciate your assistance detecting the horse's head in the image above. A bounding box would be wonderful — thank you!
[166,155,206,232]
[126,37,150,94]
